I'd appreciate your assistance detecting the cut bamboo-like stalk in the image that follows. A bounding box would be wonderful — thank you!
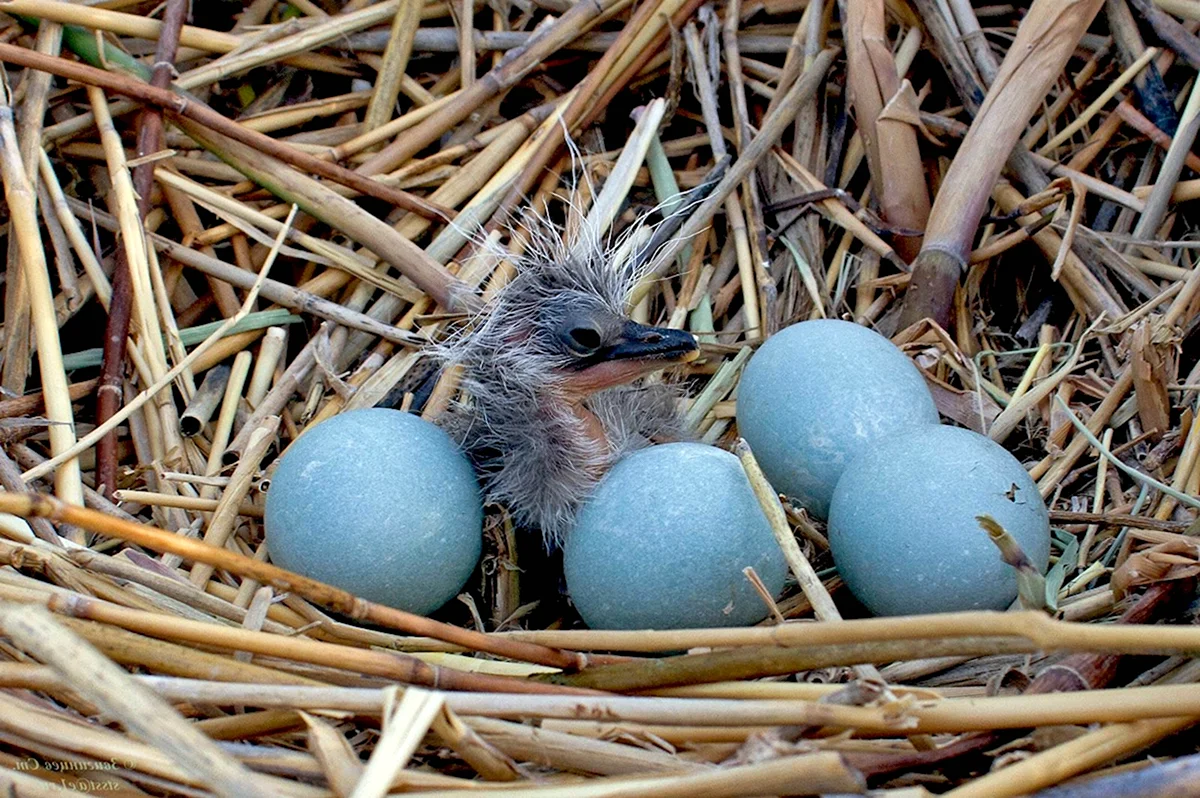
[1,21,60,396]
[0,492,588,670]
[246,327,286,408]
[180,364,232,437]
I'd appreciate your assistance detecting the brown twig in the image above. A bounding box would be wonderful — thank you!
[94,0,187,501]
[0,42,452,222]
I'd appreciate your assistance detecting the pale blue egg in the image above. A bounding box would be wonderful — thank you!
[828,425,1051,616]
[564,443,787,629]
[737,319,939,518]
[266,408,482,615]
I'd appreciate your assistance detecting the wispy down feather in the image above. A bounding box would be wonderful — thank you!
[436,210,692,548]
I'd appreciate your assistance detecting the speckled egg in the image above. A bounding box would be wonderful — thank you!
[266,408,482,615]
[736,319,939,518]
[828,424,1051,616]
[564,442,787,630]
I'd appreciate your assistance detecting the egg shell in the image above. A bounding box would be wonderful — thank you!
[266,408,483,615]
[736,319,939,518]
[564,442,787,630]
[828,424,1051,616]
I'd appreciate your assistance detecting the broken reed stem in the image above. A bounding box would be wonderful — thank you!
[502,606,1200,654]
[173,117,475,312]
[189,415,279,586]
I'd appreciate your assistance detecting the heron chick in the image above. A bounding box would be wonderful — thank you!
[438,234,698,548]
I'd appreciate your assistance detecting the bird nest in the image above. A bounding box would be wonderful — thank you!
[0,0,1199,796]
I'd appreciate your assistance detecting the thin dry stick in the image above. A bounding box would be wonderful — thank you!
[684,24,760,340]
[943,716,1197,798]
[173,117,475,312]
[355,0,628,175]
[640,47,838,291]
[1,21,60,396]
[95,0,187,502]
[734,439,883,684]
[360,0,421,146]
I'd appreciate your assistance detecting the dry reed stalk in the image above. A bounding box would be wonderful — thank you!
[0,601,277,797]
[735,439,883,685]
[246,327,286,409]
[364,751,864,797]
[360,0,421,150]
[189,415,278,585]
[501,605,1200,654]
[158,180,243,317]
[19,208,294,484]
[0,492,587,669]
[945,716,1198,797]
[179,364,230,437]
[113,489,262,518]
[66,196,424,344]
[89,86,179,440]
[539,637,1037,691]
[838,0,929,262]
[3,580,585,695]
[430,706,525,781]
[356,0,626,175]
[1,21,59,396]
[157,168,419,303]
[173,118,473,311]
[205,350,252,476]
[684,25,761,339]
[772,150,898,259]
[641,47,837,288]
[0,97,83,513]
[0,43,449,221]
[898,0,1107,329]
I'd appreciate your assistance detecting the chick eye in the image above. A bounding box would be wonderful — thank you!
[564,325,603,355]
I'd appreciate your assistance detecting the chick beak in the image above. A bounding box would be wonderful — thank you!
[560,321,699,398]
